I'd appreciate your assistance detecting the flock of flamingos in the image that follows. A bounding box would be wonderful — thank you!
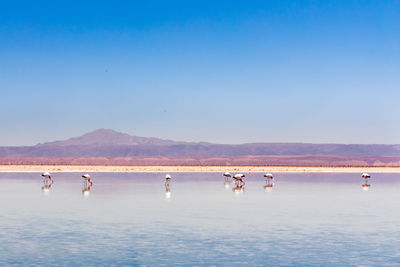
[40,171,373,198]
[41,172,93,196]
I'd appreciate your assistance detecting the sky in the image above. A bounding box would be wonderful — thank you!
[0,0,399,145]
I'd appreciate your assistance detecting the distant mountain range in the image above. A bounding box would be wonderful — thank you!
[39,129,191,147]
[1,129,400,166]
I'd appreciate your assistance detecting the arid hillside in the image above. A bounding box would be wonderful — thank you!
[1,129,400,166]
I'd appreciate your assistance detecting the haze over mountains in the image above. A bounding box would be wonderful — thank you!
[1,129,400,166]
[1,128,400,158]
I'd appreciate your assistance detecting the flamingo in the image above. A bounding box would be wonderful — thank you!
[82,174,92,183]
[233,174,245,183]
[264,173,274,190]
[232,174,245,193]
[41,172,54,193]
[41,172,53,183]
[361,173,371,179]
[82,174,93,196]
[223,172,232,178]
[264,173,273,179]
[223,172,232,188]
[361,173,371,191]
[165,174,172,199]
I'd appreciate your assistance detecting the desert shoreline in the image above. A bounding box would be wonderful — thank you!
[1,165,400,173]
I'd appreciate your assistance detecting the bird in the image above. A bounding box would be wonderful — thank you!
[232,174,246,193]
[264,173,274,179]
[232,174,245,186]
[223,172,232,185]
[361,173,371,179]
[233,173,245,180]
[41,172,51,179]
[81,174,93,197]
[263,173,274,191]
[223,172,232,178]
[164,174,172,198]
[82,174,92,185]
[81,174,93,187]
[41,172,53,193]
[41,172,54,184]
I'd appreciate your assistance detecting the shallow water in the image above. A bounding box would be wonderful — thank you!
[0,173,399,266]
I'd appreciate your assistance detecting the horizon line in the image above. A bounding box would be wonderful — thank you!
[3,128,400,147]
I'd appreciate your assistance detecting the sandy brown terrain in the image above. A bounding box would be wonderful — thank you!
[1,165,400,173]
[1,155,400,166]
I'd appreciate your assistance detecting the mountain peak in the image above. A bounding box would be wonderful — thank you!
[90,128,121,134]
[39,129,186,147]
[82,128,131,139]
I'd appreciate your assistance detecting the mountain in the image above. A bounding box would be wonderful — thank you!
[38,129,188,146]
[0,129,400,162]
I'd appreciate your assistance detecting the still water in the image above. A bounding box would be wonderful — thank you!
[0,173,399,266]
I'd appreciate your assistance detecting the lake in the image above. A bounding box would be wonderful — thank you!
[0,172,399,266]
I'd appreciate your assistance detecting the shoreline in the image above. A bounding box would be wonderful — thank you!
[1,165,400,173]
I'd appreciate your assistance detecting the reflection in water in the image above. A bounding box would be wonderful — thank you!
[362,182,371,191]
[41,172,54,194]
[224,181,231,189]
[82,174,93,197]
[165,186,171,199]
[233,183,245,194]
[264,183,274,192]
[232,174,245,194]
[165,174,171,199]
[361,173,371,191]
[264,173,274,192]
[41,184,52,194]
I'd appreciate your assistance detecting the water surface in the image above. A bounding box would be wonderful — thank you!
[0,173,399,266]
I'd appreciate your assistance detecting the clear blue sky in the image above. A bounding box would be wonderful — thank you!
[1,0,399,145]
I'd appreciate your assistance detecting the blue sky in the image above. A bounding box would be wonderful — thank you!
[1,0,399,145]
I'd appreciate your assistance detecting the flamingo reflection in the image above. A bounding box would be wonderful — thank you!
[41,172,54,194]
[82,174,93,197]
[264,173,274,191]
[361,183,371,191]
